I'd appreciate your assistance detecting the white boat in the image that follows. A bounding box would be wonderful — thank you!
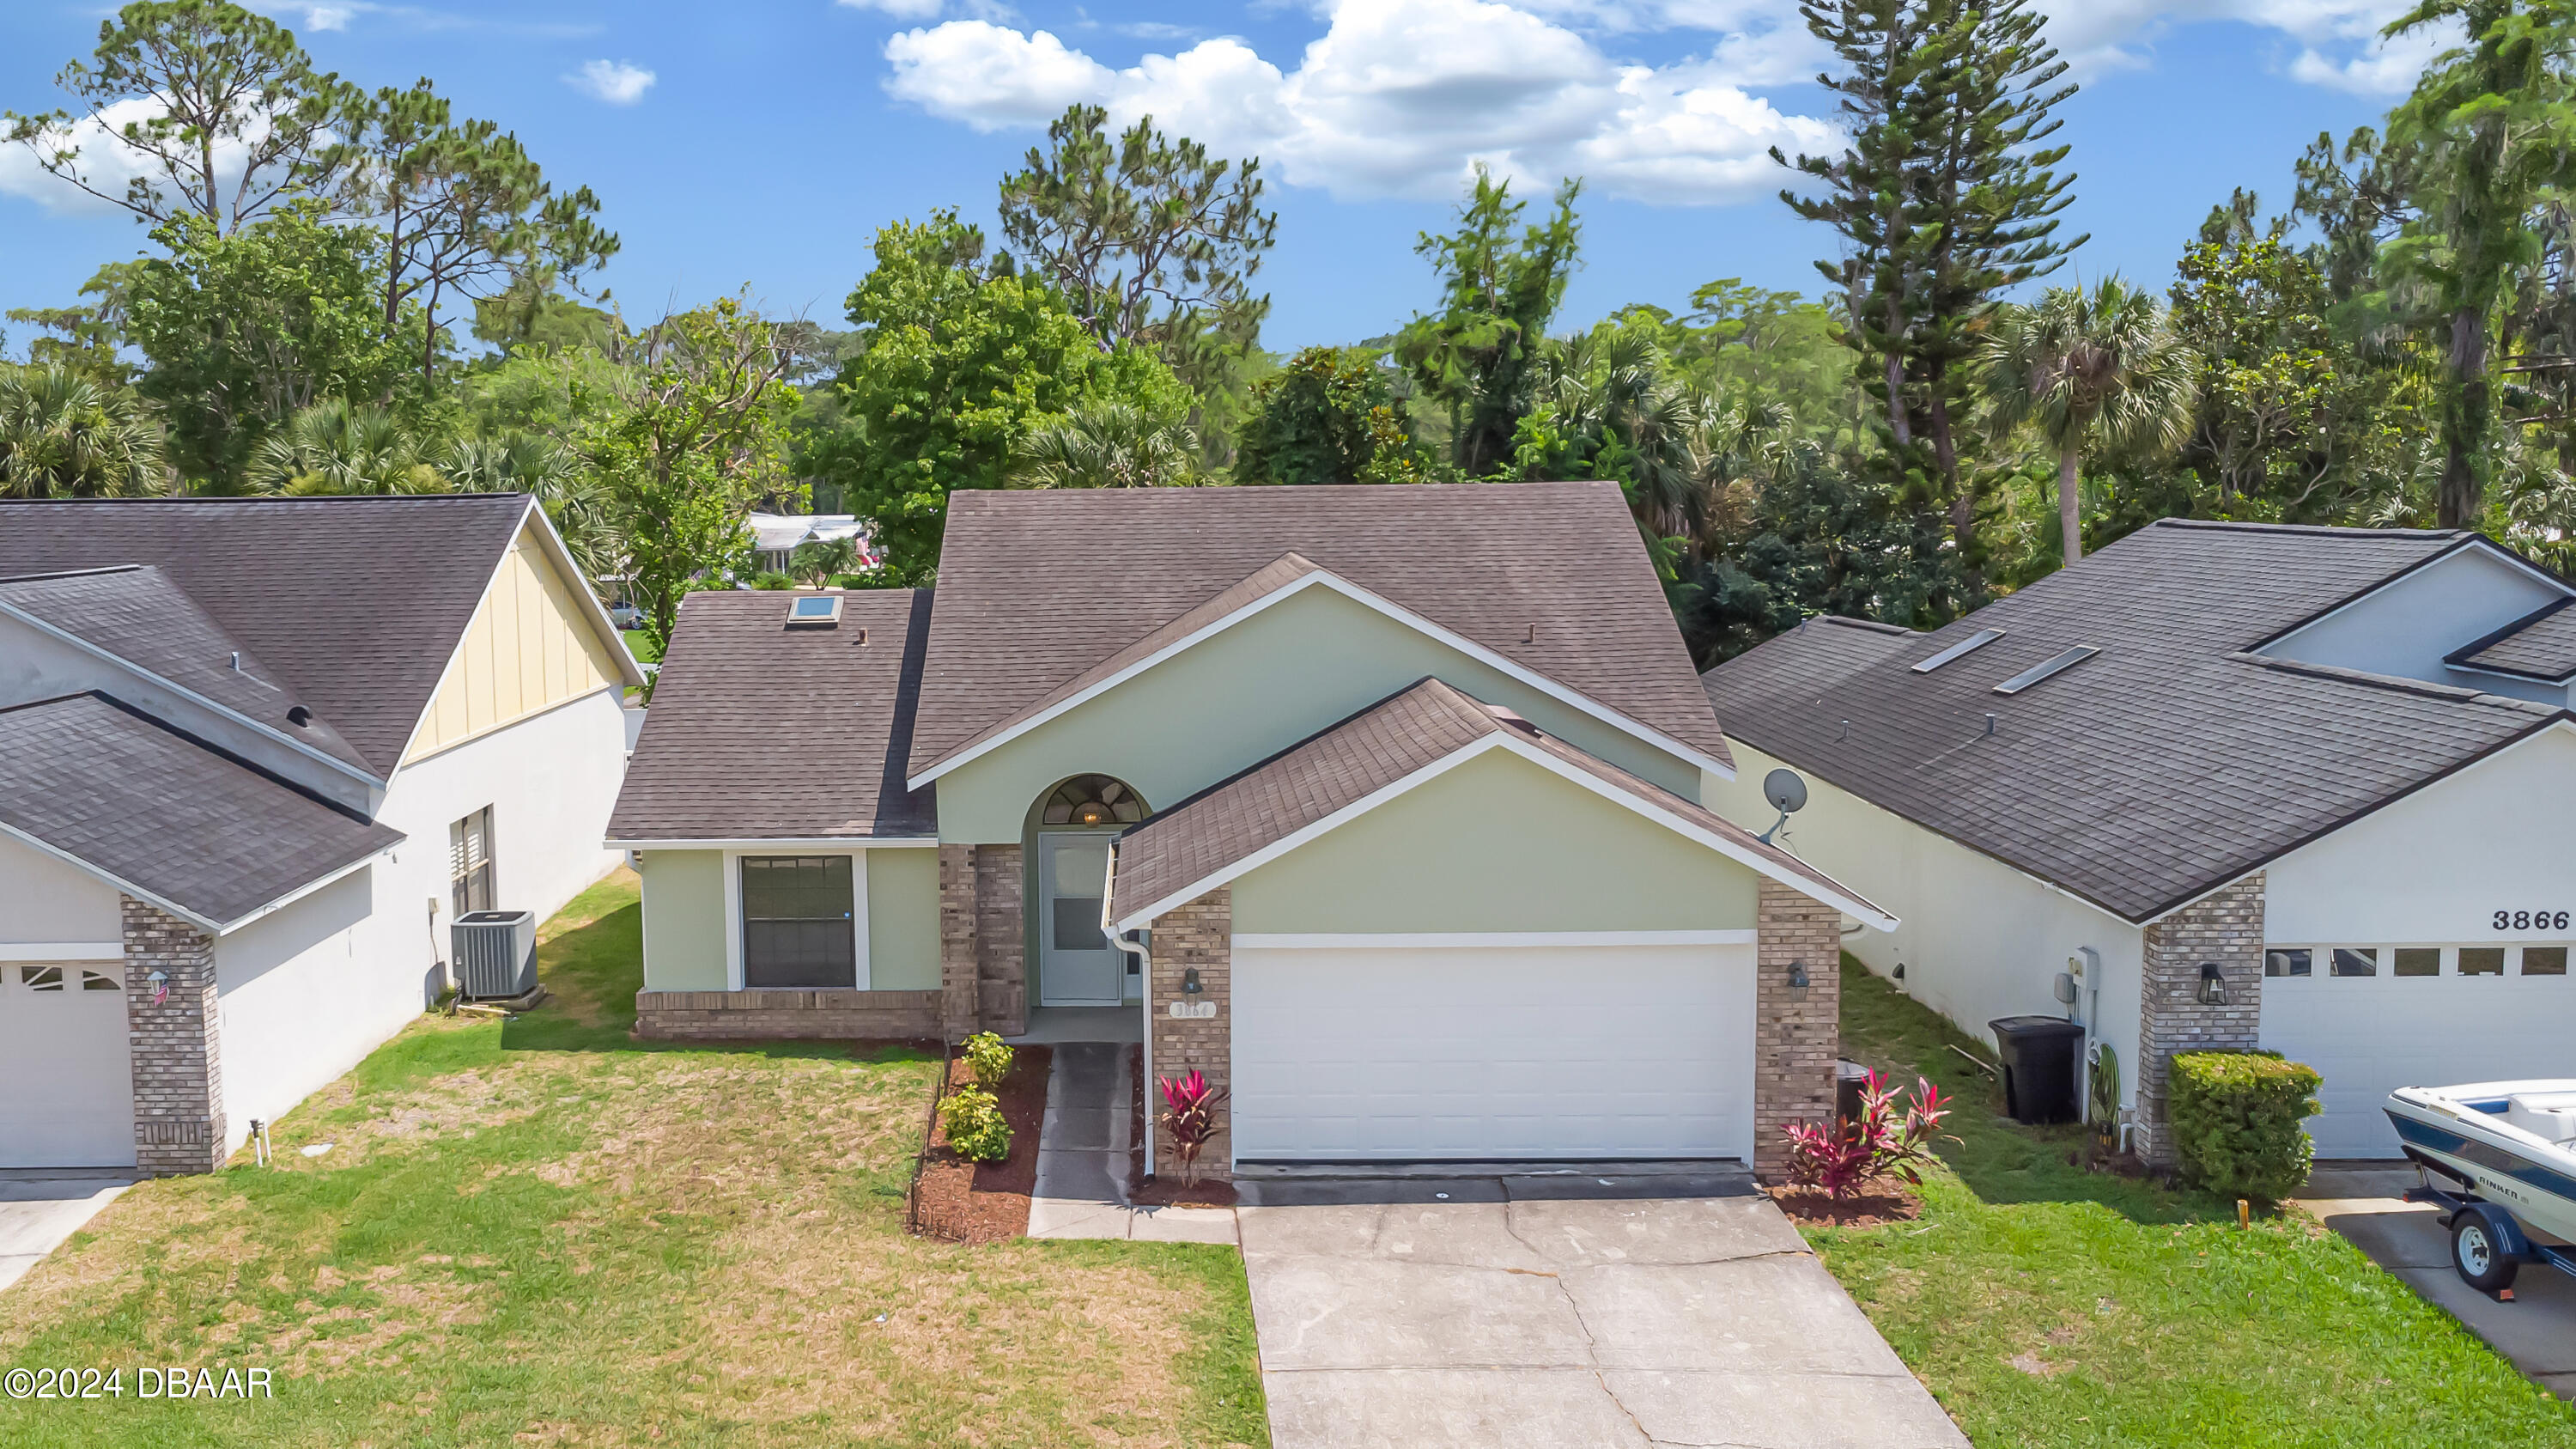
[2385,1081,2576,1293]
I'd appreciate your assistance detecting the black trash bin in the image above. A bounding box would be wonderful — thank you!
[1988,1016,2085,1124]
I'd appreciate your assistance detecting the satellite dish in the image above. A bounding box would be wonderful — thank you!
[1758,769,1807,845]
[1763,769,1808,815]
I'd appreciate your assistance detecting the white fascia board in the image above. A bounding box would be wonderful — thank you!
[0,942,124,962]
[908,569,1732,790]
[0,600,382,788]
[606,836,939,851]
[519,496,649,689]
[209,849,389,935]
[1235,930,1758,949]
[1110,730,1893,932]
[0,819,222,934]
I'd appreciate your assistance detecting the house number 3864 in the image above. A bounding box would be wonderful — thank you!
[2495,910,2573,930]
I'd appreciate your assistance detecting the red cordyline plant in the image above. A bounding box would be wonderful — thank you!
[1782,1071,1951,1201]
[1157,1069,1230,1188]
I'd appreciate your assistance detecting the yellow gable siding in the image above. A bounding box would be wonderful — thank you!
[405,525,624,763]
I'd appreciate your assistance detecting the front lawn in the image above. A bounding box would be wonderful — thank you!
[1818,957,2576,1447]
[0,871,1265,1448]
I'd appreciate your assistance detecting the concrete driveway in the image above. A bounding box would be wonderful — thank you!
[0,1171,137,1294]
[2299,1164,2576,1399]
[1236,1170,1966,1449]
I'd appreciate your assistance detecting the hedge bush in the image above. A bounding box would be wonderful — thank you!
[961,1031,1014,1089]
[939,1085,1012,1163]
[2169,1050,2323,1202]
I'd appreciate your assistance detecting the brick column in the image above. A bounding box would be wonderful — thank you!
[938,845,979,1040]
[974,843,1026,1037]
[2136,872,2264,1169]
[122,897,227,1177]
[1147,888,1231,1182]
[1754,879,1842,1180]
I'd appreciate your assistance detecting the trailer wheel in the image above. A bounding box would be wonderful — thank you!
[2453,1213,2520,1294]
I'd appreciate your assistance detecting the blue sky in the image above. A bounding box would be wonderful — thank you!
[0,2,2426,356]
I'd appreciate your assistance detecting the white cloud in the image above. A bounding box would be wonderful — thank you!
[565,59,657,106]
[303,5,354,30]
[0,97,264,217]
[841,0,950,19]
[884,0,1833,204]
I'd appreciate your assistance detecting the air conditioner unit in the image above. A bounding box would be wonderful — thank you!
[452,910,538,1000]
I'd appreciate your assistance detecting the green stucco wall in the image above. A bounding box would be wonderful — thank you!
[1230,747,1759,933]
[934,584,1704,843]
[639,849,726,990]
[866,848,941,989]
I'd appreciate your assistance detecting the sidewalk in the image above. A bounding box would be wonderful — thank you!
[1024,1041,1236,1245]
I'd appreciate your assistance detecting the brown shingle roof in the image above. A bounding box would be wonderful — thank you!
[908,483,1729,781]
[0,692,403,928]
[1704,520,2567,922]
[1104,677,1879,928]
[2451,597,2576,682]
[0,495,544,776]
[608,589,937,842]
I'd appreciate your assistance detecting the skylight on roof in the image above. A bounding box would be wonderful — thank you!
[1911,628,2004,673]
[1992,646,2100,695]
[785,594,842,628]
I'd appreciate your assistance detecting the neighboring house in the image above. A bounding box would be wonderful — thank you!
[611,483,1893,1178]
[747,513,874,575]
[1701,519,2576,1161]
[0,496,645,1174]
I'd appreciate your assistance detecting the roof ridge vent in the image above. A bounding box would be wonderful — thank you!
[1911,628,2004,673]
[1992,645,2100,696]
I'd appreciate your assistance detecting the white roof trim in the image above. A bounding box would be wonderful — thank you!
[606,836,939,850]
[0,599,383,788]
[0,817,388,935]
[909,568,1733,790]
[1110,731,1893,932]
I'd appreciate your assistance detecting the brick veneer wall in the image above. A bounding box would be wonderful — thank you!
[975,843,1027,1037]
[122,897,227,1177]
[2135,872,2265,1168]
[1147,888,1231,1182]
[1754,879,1843,1180]
[635,989,943,1039]
[939,844,980,1038]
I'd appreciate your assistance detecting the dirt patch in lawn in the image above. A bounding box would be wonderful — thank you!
[1767,1183,1924,1227]
[912,1046,1052,1244]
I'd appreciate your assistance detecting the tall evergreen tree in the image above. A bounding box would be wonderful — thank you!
[1395,169,1583,478]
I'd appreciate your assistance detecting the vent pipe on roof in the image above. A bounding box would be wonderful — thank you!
[1984,713,1996,737]
[230,651,241,671]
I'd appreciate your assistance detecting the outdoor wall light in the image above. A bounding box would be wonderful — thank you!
[1787,960,1811,992]
[2196,962,2228,1007]
[1182,967,1203,995]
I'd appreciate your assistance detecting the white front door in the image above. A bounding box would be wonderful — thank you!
[1038,833,1122,1007]
[0,962,137,1169]
[1230,941,1757,1162]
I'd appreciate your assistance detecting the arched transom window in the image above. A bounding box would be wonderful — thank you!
[1042,774,1147,827]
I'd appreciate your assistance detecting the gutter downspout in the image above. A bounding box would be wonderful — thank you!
[1105,843,1155,1178]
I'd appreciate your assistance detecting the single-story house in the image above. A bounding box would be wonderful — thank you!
[609,483,1893,1178]
[1701,519,2576,1160]
[0,495,644,1174]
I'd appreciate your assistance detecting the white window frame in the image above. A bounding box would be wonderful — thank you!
[2264,942,2576,983]
[725,848,870,993]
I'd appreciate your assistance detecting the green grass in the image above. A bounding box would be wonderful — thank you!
[1819,955,2576,1447]
[0,871,1267,1448]
[621,628,660,665]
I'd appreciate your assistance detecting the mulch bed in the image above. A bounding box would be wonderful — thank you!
[1123,1043,1237,1208]
[912,1044,1052,1245]
[1765,1181,1925,1228]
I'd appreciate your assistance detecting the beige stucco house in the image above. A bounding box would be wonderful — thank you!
[610,483,1893,1179]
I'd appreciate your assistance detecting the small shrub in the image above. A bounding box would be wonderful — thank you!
[1783,1071,1950,1200]
[2169,1050,2321,1203]
[961,1031,1013,1088]
[939,1085,1012,1163]
[1157,1069,1229,1187]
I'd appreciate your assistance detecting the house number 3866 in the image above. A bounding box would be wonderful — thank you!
[2495,910,2573,930]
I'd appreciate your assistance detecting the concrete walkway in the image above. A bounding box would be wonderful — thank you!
[1238,1172,1967,1449]
[1024,1042,1236,1245]
[0,1170,137,1294]
[2297,1163,2576,1399]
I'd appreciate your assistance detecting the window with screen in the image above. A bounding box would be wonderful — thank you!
[741,856,856,988]
[449,807,495,916]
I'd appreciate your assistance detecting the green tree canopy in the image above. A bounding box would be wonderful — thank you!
[0,365,167,497]
[1395,169,1583,478]
[1232,346,1425,486]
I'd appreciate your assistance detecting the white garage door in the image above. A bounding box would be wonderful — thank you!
[0,962,137,1169]
[1230,940,1755,1162]
[2263,946,2576,1158]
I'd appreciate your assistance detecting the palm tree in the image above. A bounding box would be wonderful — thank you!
[790,534,860,586]
[1009,401,1200,489]
[247,400,447,496]
[440,429,625,585]
[0,366,166,497]
[1983,277,2198,566]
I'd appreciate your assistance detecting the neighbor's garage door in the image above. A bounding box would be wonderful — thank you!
[2263,950,2576,1157]
[1230,941,1754,1162]
[0,962,137,1169]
